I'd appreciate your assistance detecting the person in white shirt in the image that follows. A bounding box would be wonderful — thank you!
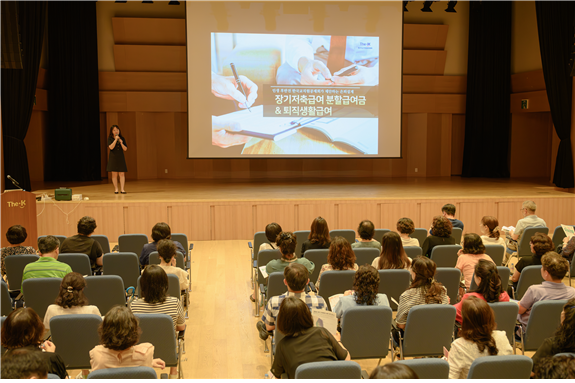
[447,296,513,379]
[504,201,547,262]
[479,216,506,248]
[397,217,419,247]
[157,239,189,292]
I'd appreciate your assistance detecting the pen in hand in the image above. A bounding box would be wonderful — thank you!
[230,63,251,112]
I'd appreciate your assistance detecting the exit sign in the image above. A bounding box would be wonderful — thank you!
[521,99,529,109]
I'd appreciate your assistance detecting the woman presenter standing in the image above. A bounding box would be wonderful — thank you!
[107,125,128,194]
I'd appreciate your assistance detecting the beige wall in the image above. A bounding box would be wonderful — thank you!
[511,1,542,74]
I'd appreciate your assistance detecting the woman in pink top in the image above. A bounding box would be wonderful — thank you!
[456,233,494,289]
[454,259,510,323]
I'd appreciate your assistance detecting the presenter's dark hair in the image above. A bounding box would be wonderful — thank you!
[152,222,172,242]
[108,125,121,139]
[140,265,169,304]
[309,217,330,247]
[77,216,97,236]
[6,225,27,245]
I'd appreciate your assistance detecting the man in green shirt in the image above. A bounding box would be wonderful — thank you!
[21,235,72,292]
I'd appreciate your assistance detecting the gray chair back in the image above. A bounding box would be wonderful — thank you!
[294,361,362,379]
[523,300,567,352]
[515,265,544,300]
[551,225,566,250]
[38,235,67,246]
[22,278,62,319]
[469,266,511,292]
[434,268,461,305]
[171,233,188,252]
[402,305,456,357]
[330,230,356,245]
[4,254,39,291]
[488,302,519,346]
[404,246,422,258]
[149,251,185,270]
[50,314,102,369]
[411,228,428,246]
[58,253,92,275]
[1,281,13,316]
[0,317,5,354]
[257,249,282,285]
[378,269,410,311]
[294,230,310,258]
[302,249,329,284]
[47,373,60,379]
[118,234,149,260]
[84,275,126,315]
[467,355,533,379]
[353,248,380,267]
[452,227,463,244]
[430,245,461,268]
[395,359,450,379]
[374,229,390,244]
[484,244,505,266]
[517,227,549,257]
[317,270,356,310]
[91,235,111,254]
[252,231,267,260]
[135,313,178,367]
[87,366,157,379]
[137,274,181,299]
[103,252,140,290]
[267,272,287,299]
[341,305,392,359]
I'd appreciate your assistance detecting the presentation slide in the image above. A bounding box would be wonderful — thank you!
[186,2,403,158]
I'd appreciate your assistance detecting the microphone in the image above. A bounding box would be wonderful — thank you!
[7,175,20,186]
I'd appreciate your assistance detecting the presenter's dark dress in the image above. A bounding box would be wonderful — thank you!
[106,136,128,172]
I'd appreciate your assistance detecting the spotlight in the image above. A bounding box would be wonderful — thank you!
[168,1,180,4]
[421,1,434,12]
[403,1,408,12]
[445,1,457,13]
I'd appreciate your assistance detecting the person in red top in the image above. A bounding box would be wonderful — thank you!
[454,259,510,324]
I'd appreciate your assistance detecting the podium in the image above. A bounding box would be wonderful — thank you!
[1,190,38,248]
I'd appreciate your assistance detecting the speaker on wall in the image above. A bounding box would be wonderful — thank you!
[1,2,23,69]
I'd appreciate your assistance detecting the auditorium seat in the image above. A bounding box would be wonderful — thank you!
[512,265,544,300]
[58,253,92,276]
[302,249,329,284]
[83,275,126,316]
[50,314,102,372]
[378,269,410,311]
[519,300,566,354]
[434,267,461,305]
[21,278,61,320]
[430,245,461,268]
[102,252,140,292]
[329,230,355,245]
[467,355,533,379]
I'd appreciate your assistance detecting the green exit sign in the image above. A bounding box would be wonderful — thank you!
[521,99,529,109]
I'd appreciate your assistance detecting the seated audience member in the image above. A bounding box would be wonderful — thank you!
[369,364,419,379]
[517,252,575,335]
[316,236,358,289]
[257,263,326,339]
[394,257,449,332]
[533,356,575,379]
[265,232,315,275]
[455,233,495,289]
[559,236,575,262]
[454,259,510,324]
[1,348,48,379]
[59,216,103,270]
[157,239,189,291]
[532,298,575,373]
[21,235,72,292]
[259,222,282,251]
[140,222,186,266]
[421,216,456,258]
[269,297,350,379]
[397,218,419,247]
[479,216,506,248]
[1,308,67,379]
[333,265,389,320]
[430,203,463,235]
[1,225,36,284]
[351,220,381,250]
[90,306,166,372]
[300,217,331,255]
[510,232,554,292]
[504,200,547,258]
[447,296,513,379]
[372,232,412,270]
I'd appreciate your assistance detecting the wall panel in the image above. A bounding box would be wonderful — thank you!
[124,203,169,236]
[213,205,253,240]
[255,204,295,234]
[337,203,380,231]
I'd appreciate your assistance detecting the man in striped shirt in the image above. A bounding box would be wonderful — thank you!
[22,236,72,292]
[257,263,327,340]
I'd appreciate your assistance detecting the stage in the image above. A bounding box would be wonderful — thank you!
[33,177,574,242]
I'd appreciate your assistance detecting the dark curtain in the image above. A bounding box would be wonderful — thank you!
[462,2,512,178]
[536,1,575,188]
[45,1,101,181]
[1,2,46,191]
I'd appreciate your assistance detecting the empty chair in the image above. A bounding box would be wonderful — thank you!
[4,254,39,291]
[317,270,356,310]
[378,269,410,311]
[137,274,180,299]
[103,252,140,291]
[171,234,188,253]
[87,366,157,379]
[118,234,148,260]
[374,229,390,244]
[302,249,329,284]
[488,302,519,347]
[467,355,533,379]
[551,226,570,250]
[136,313,182,379]
[149,251,185,270]
[249,231,267,283]
[411,228,428,246]
[58,253,92,276]
[329,230,355,245]
[354,248,380,267]
[263,272,287,303]
[435,268,461,305]
[1,281,13,316]
[50,314,102,370]
[484,244,505,266]
[512,265,544,300]
[38,235,67,245]
[517,227,549,258]
[91,235,111,254]
[294,361,362,379]
[294,230,310,258]
[395,359,450,379]
[404,246,422,259]
[83,275,126,316]
[392,305,456,360]
[254,249,282,316]
[430,245,461,268]
[469,266,511,292]
[22,278,62,319]
[452,227,463,244]
[519,300,566,354]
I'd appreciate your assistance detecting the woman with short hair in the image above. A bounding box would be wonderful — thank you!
[265,232,315,275]
[510,232,554,289]
[1,225,36,285]
[316,236,358,289]
[421,216,456,258]
[372,232,412,270]
[259,222,283,251]
[300,217,331,255]
[397,217,419,247]
[270,297,350,379]
[455,233,494,289]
